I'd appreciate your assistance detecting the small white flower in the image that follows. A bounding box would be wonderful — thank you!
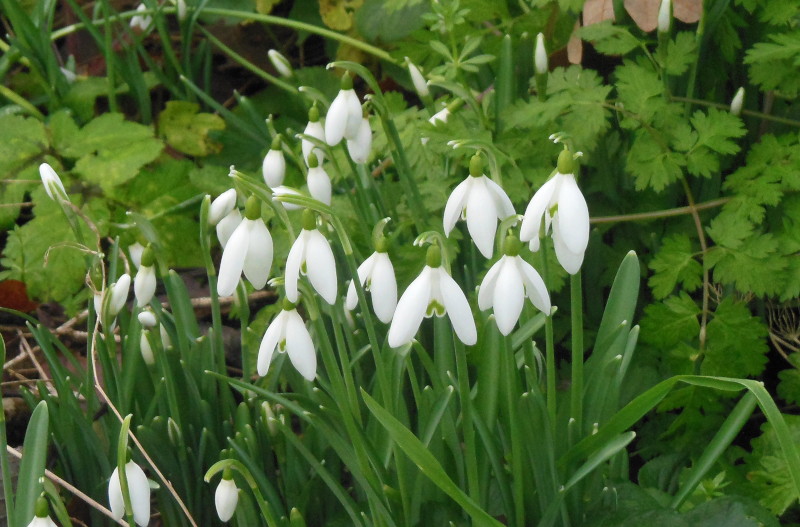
[730,87,745,116]
[140,330,154,365]
[443,155,515,259]
[214,476,240,522]
[285,212,337,305]
[306,154,331,205]
[27,497,57,527]
[137,310,157,328]
[302,105,326,164]
[325,73,363,146]
[129,3,153,32]
[271,186,303,211]
[160,323,172,349]
[209,189,237,225]
[108,460,151,527]
[535,33,548,75]
[268,49,293,78]
[262,139,286,188]
[478,243,551,335]
[134,265,156,307]
[429,107,450,126]
[519,150,589,275]
[26,516,57,527]
[175,0,187,21]
[346,117,372,164]
[217,197,273,297]
[39,163,67,201]
[216,209,242,249]
[346,250,397,324]
[388,247,476,347]
[257,305,316,381]
[129,242,145,269]
[95,274,131,327]
[406,57,429,97]
[657,0,671,33]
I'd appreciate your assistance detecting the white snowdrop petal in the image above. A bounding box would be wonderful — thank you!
[478,258,504,311]
[437,269,477,345]
[39,163,67,201]
[346,118,372,164]
[555,173,590,255]
[125,461,151,527]
[306,230,338,305]
[307,166,332,205]
[108,467,124,520]
[443,178,471,236]
[257,311,286,376]
[370,253,397,324]
[465,180,498,258]
[215,478,239,522]
[388,267,432,347]
[325,91,350,146]
[284,231,307,303]
[520,176,558,242]
[271,186,303,211]
[129,242,145,269]
[343,90,363,140]
[111,274,131,315]
[242,219,273,290]
[209,189,237,225]
[138,310,157,328]
[484,176,516,220]
[217,219,250,296]
[286,310,316,381]
[346,254,376,311]
[134,265,156,308]
[553,221,585,275]
[516,257,551,314]
[302,121,326,164]
[216,209,242,249]
[492,259,525,336]
[262,149,286,188]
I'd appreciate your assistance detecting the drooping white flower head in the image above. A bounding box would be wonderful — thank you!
[268,49,293,78]
[271,186,303,211]
[108,460,151,527]
[388,246,476,347]
[302,104,327,165]
[214,471,240,522]
[129,3,153,32]
[95,274,131,327]
[262,136,286,188]
[325,72,363,146]
[346,117,372,164]
[209,189,238,225]
[443,154,515,259]
[140,330,155,365]
[217,196,273,297]
[257,300,316,381]
[137,309,157,328]
[129,242,145,269]
[39,163,67,202]
[519,149,589,275]
[134,246,156,308]
[479,236,551,335]
[345,236,397,324]
[306,153,332,205]
[27,496,57,527]
[535,33,548,75]
[406,57,429,98]
[285,210,337,305]
[216,209,242,249]
[657,0,671,33]
[730,87,745,116]
[26,516,57,527]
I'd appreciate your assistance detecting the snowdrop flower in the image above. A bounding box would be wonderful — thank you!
[535,33,548,75]
[346,117,372,164]
[306,153,332,205]
[443,154,515,259]
[520,149,590,275]
[262,136,286,188]
[137,309,157,328]
[657,0,671,33]
[129,3,153,32]
[175,0,187,21]
[95,274,131,328]
[214,469,240,522]
[27,497,57,527]
[268,49,293,78]
[39,163,67,202]
[285,210,337,305]
[258,300,316,380]
[217,196,273,297]
[302,104,326,165]
[730,87,745,116]
[479,235,551,335]
[160,323,172,349]
[346,236,397,324]
[271,186,303,211]
[422,99,463,145]
[388,245,476,347]
[134,246,156,307]
[216,209,242,249]
[140,330,154,365]
[406,57,429,97]
[129,242,145,269]
[325,72,362,146]
[108,460,151,526]
[209,189,237,225]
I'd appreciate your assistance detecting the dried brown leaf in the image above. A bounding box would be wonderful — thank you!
[624,0,660,32]
[568,21,583,64]
[583,0,616,26]
[674,0,702,23]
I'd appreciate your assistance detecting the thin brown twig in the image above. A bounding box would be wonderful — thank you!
[590,198,729,224]
[680,178,710,355]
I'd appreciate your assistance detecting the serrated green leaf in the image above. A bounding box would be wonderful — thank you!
[744,31,800,96]
[627,130,684,191]
[157,101,226,157]
[580,21,641,56]
[746,414,800,514]
[615,62,665,125]
[664,32,697,76]
[777,368,800,406]
[706,235,786,296]
[683,109,745,178]
[649,234,703,299]
[702,298,769,378]
[0,114,49,227]
[640,293,701,350]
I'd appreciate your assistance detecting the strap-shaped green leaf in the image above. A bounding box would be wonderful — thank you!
[13,400,49,527]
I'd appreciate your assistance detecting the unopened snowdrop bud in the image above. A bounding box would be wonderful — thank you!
[261,401,278,435]
[26,496,57,527]
[268,49,293,78]
[285,210,337,305]
[306,153,332,205]
[215,468,239,522]
[209,189,238,225]
[258,298,317,380]
[137,310,157,328]
[346,117,373,164]
[262,136,286,188]
[326,72,363,145]
[134,246,157,308]
[96,274,131,327]
[443,153,515,258]
[39,163,68,202]
[730,87,745,116]
[406,57,429,98]
[175,0,187,21]
[657,0,671,33]
[159,323,172,349]
[108,460,151,526]
[302,104,326,164]
[216,209,242,249]
[217,196,273,297]
[346,235,397,323]
[535,33,548,75]
[140,330,155,365]
[129,3,153,32]
[388,245,477,347]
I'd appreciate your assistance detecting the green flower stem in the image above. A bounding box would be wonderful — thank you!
[235,280,252,380]
[330,305,362,427]
[0,85,45,120]
[539,246,558,432]
[501,335,525,527]
[453,337,480,506]
[570,271,584,439]
[198,197,229,385]
[670,94,800,127]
